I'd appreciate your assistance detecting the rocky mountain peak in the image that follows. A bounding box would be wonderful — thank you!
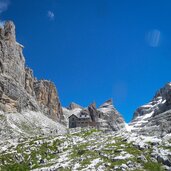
[0,21,64,122]
[133,82,171,120]
[4,21,16,42]
[88,102,98,122]
[88,102,96,109]
[67,102,83,110]
[99,99,113,108]
[129,82,171,137]
[154,82,171,100]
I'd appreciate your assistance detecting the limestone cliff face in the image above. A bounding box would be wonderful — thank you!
[25,67,35,97]
[0,21,25,86]
[34,80,64,122]
[0,21,64,122]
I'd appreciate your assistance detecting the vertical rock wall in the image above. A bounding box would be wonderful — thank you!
[34,80,64,122]
[0,21,64,123]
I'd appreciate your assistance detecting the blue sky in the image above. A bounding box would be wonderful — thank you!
[0,0,171,122]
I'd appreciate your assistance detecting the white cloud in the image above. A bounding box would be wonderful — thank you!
[47,10,55,20]
[0,0,10,14]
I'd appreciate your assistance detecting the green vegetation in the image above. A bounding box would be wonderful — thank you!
[144,161,164,171]
[1,162,30,171]
[0,129,168,171]
[159,145,171,152]
[71,128,100,137]
[0,136,64,170]
[19,122,34,134]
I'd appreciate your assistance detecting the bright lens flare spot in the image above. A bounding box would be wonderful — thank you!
[146,29,161,47]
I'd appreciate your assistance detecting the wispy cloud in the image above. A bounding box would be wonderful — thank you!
[0,0,10,14]
[146,29,161,47]
[47,10,55,20]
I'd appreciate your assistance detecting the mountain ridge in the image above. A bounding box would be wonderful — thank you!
[0,20,171,135]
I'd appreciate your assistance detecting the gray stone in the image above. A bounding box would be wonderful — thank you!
[157,155,171,167]
[34,80,64,122]
[63,98,126,131]
[131,82,171,137]
[67,102,83,110]
[98,99,126,131]
[137,155,147,163]
[0,21,64,122]
[25,67,35,96]
[88,102,99,122]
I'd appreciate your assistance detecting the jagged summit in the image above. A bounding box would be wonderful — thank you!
[62,98,126,131]
[67,102,83,110]
[2,21,16,42]
[128,82,171,136]
[133,82,171,120]
[99,99,113,108]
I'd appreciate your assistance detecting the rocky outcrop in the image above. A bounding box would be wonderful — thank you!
[63,99,126,131]
[0,21,64,122]
[67,102,83,110]
[98,99,126,131]
[133,83,171,119]
[25,67,35,96]
[130,83,171,137]
[0,21,25,86]
[99,99,113,108]
[34,80,64,122]
[88,102,99,122]
[0,21,38,113]
[0,76,39,113]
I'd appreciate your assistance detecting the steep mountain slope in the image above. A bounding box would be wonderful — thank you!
[0,110,66,149]
[0,21,66,145]
[129,82,171,137]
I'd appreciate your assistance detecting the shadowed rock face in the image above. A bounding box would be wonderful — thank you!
[0,21,64,122]
[88,102,99,122]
